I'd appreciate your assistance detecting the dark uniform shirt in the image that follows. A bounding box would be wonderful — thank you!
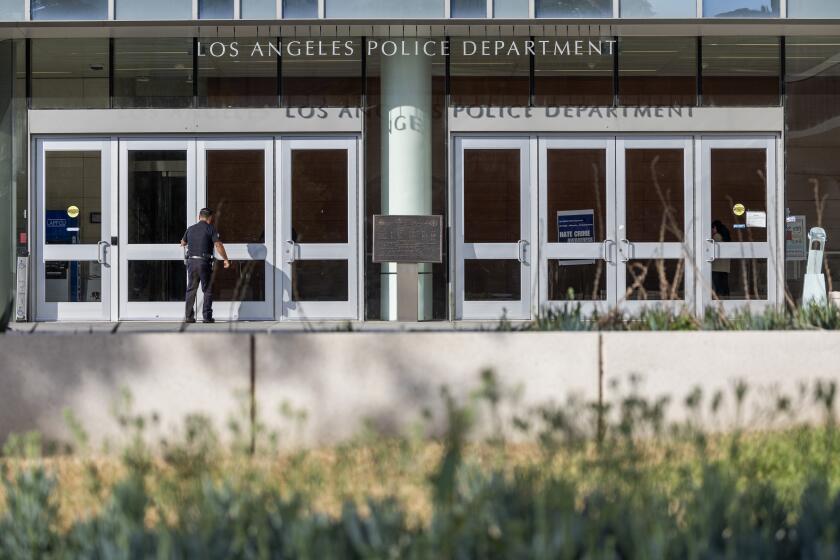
[182,221,220,259]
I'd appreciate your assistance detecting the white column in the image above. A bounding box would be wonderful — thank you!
[380,40,434,321]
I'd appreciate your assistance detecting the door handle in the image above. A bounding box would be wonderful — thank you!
[620,239,632,262]
[286,240,297,264]
[517,239,528,264]
[97,241,108,265]
[602,239,616,263]
[705,238,717,262]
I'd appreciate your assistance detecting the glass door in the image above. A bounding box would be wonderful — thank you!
[616,137,695,314]
[119,140,195,320]
[699,137,778,312]
[455,137,533,321]
[279,137,359,320]
[197,139,274,321]
[539,138,616,315]
[35,138,113,321]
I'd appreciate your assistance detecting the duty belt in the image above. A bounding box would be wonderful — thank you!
[188,254,214,261]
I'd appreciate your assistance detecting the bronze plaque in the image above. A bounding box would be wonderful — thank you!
[373,215,443,264]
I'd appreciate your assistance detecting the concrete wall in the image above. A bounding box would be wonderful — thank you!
[1,331,838,448]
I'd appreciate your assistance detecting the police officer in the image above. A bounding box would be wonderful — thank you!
[181,208,230,323]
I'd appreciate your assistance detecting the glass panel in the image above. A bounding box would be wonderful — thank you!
[128,261,186,302]
[702,37,780,107]
[116,0,192,19]
[619,37,697,107]
[292,260,348,301]
[0,0,24,20]
[450,38,530,107]
[494,0,528,17]
[44,151,100,245]
[710,149,767,243]
[326,0,444,18]
[45,261,102,302]
[32,0,108,20]
[283,0,317,17]
[625,259,685,301]
[199,0,234,18]
[715,259,768,300]
[206,150,266,244]
[548,261,607,301]
[243,0,276,18]
[127,151,187,244]
[198,38,278,108]
[281,38,363,108]
[546,149,606,243]
[113,38,194,109]
[534,37,614,107]
[452,0,486,17]
[465,259,521,301]
[788,0,840,18]
[31,39,109,109]
[213,261,266,301]
[292,150,348,244]
[621,0,695,17]
[625,149,685,242]
[536,0,612,17]
[464,149,520,244]
[703,0,779,17]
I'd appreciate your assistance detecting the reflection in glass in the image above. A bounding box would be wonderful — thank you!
[621,0,695,17]
[788,0,840,18]
[206,150,266,244]
[128,261,186,302]
[465,260,521,301]
[535,37,613,106]
[242,0,276,18]
[116,0,192,19]
[281,38,363,108]
[703,0,779,17]
[702,37,780,107]
[199,0,234,18]
[452,0,486,17]
[716,259,768,300]
[619,37,697,107]
[494,0,528,17]
[44,151,101,245]
[325,0,444,18]
[213,261,266,301]
[198,38,278,108]
[45,262,102,302]
[31,39,109,109]
[546,149,606,243]
[464,149,520,243]
[291,150,348,244]
[31,0,107,20]
[449,38,530,107]
[537,0,612,17]
[0,0,23,20]
[625,149,685,242]
[284,0,317,17]
[127,151,187,244]
[625,259,685,301]
[113,38,193,109]
[292,260,348,301]
[548,261,606,301]
[710,149,767,243]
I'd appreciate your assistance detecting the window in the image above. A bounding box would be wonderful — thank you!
[31,39,109,109]
[283,0,317,18]
[701,37,780,107]
[536,0,612,18]
[534,37,614,106]
[325,0,445,18]
[619,37,697,107]
[199,0,234,18]
[31,0,108,20]
[703,0,779,18]
[449,38,530,107]
[198,38,278,108]
[243,0,276,18]
[494,0,529,17]
[116,0,192,19]
[788,0,840,18]
[281,38,363,108]
[621,0,695,18]
[0,0,23,20]
[452,0,486,17]
[113,39,194,109]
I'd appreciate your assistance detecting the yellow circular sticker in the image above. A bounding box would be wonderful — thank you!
[67,206,80,218]
[732,203,746,217]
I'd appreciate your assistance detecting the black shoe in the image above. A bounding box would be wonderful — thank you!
[203,318,215,324]
[185,318,196,324]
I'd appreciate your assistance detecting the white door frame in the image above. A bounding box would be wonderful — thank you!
[698,135,778,313]
[197,138,275,321]
[278,136,360,321]
[119,138,196,320]
[616,136,695,314]
[34,137,114,321]
[538,136,617,315]
[454,136,536,321]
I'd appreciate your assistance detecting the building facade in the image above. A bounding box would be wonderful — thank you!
[0,0,838,322]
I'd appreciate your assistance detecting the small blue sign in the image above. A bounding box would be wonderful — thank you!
[557,210,595,244]
[45,211,79,244]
